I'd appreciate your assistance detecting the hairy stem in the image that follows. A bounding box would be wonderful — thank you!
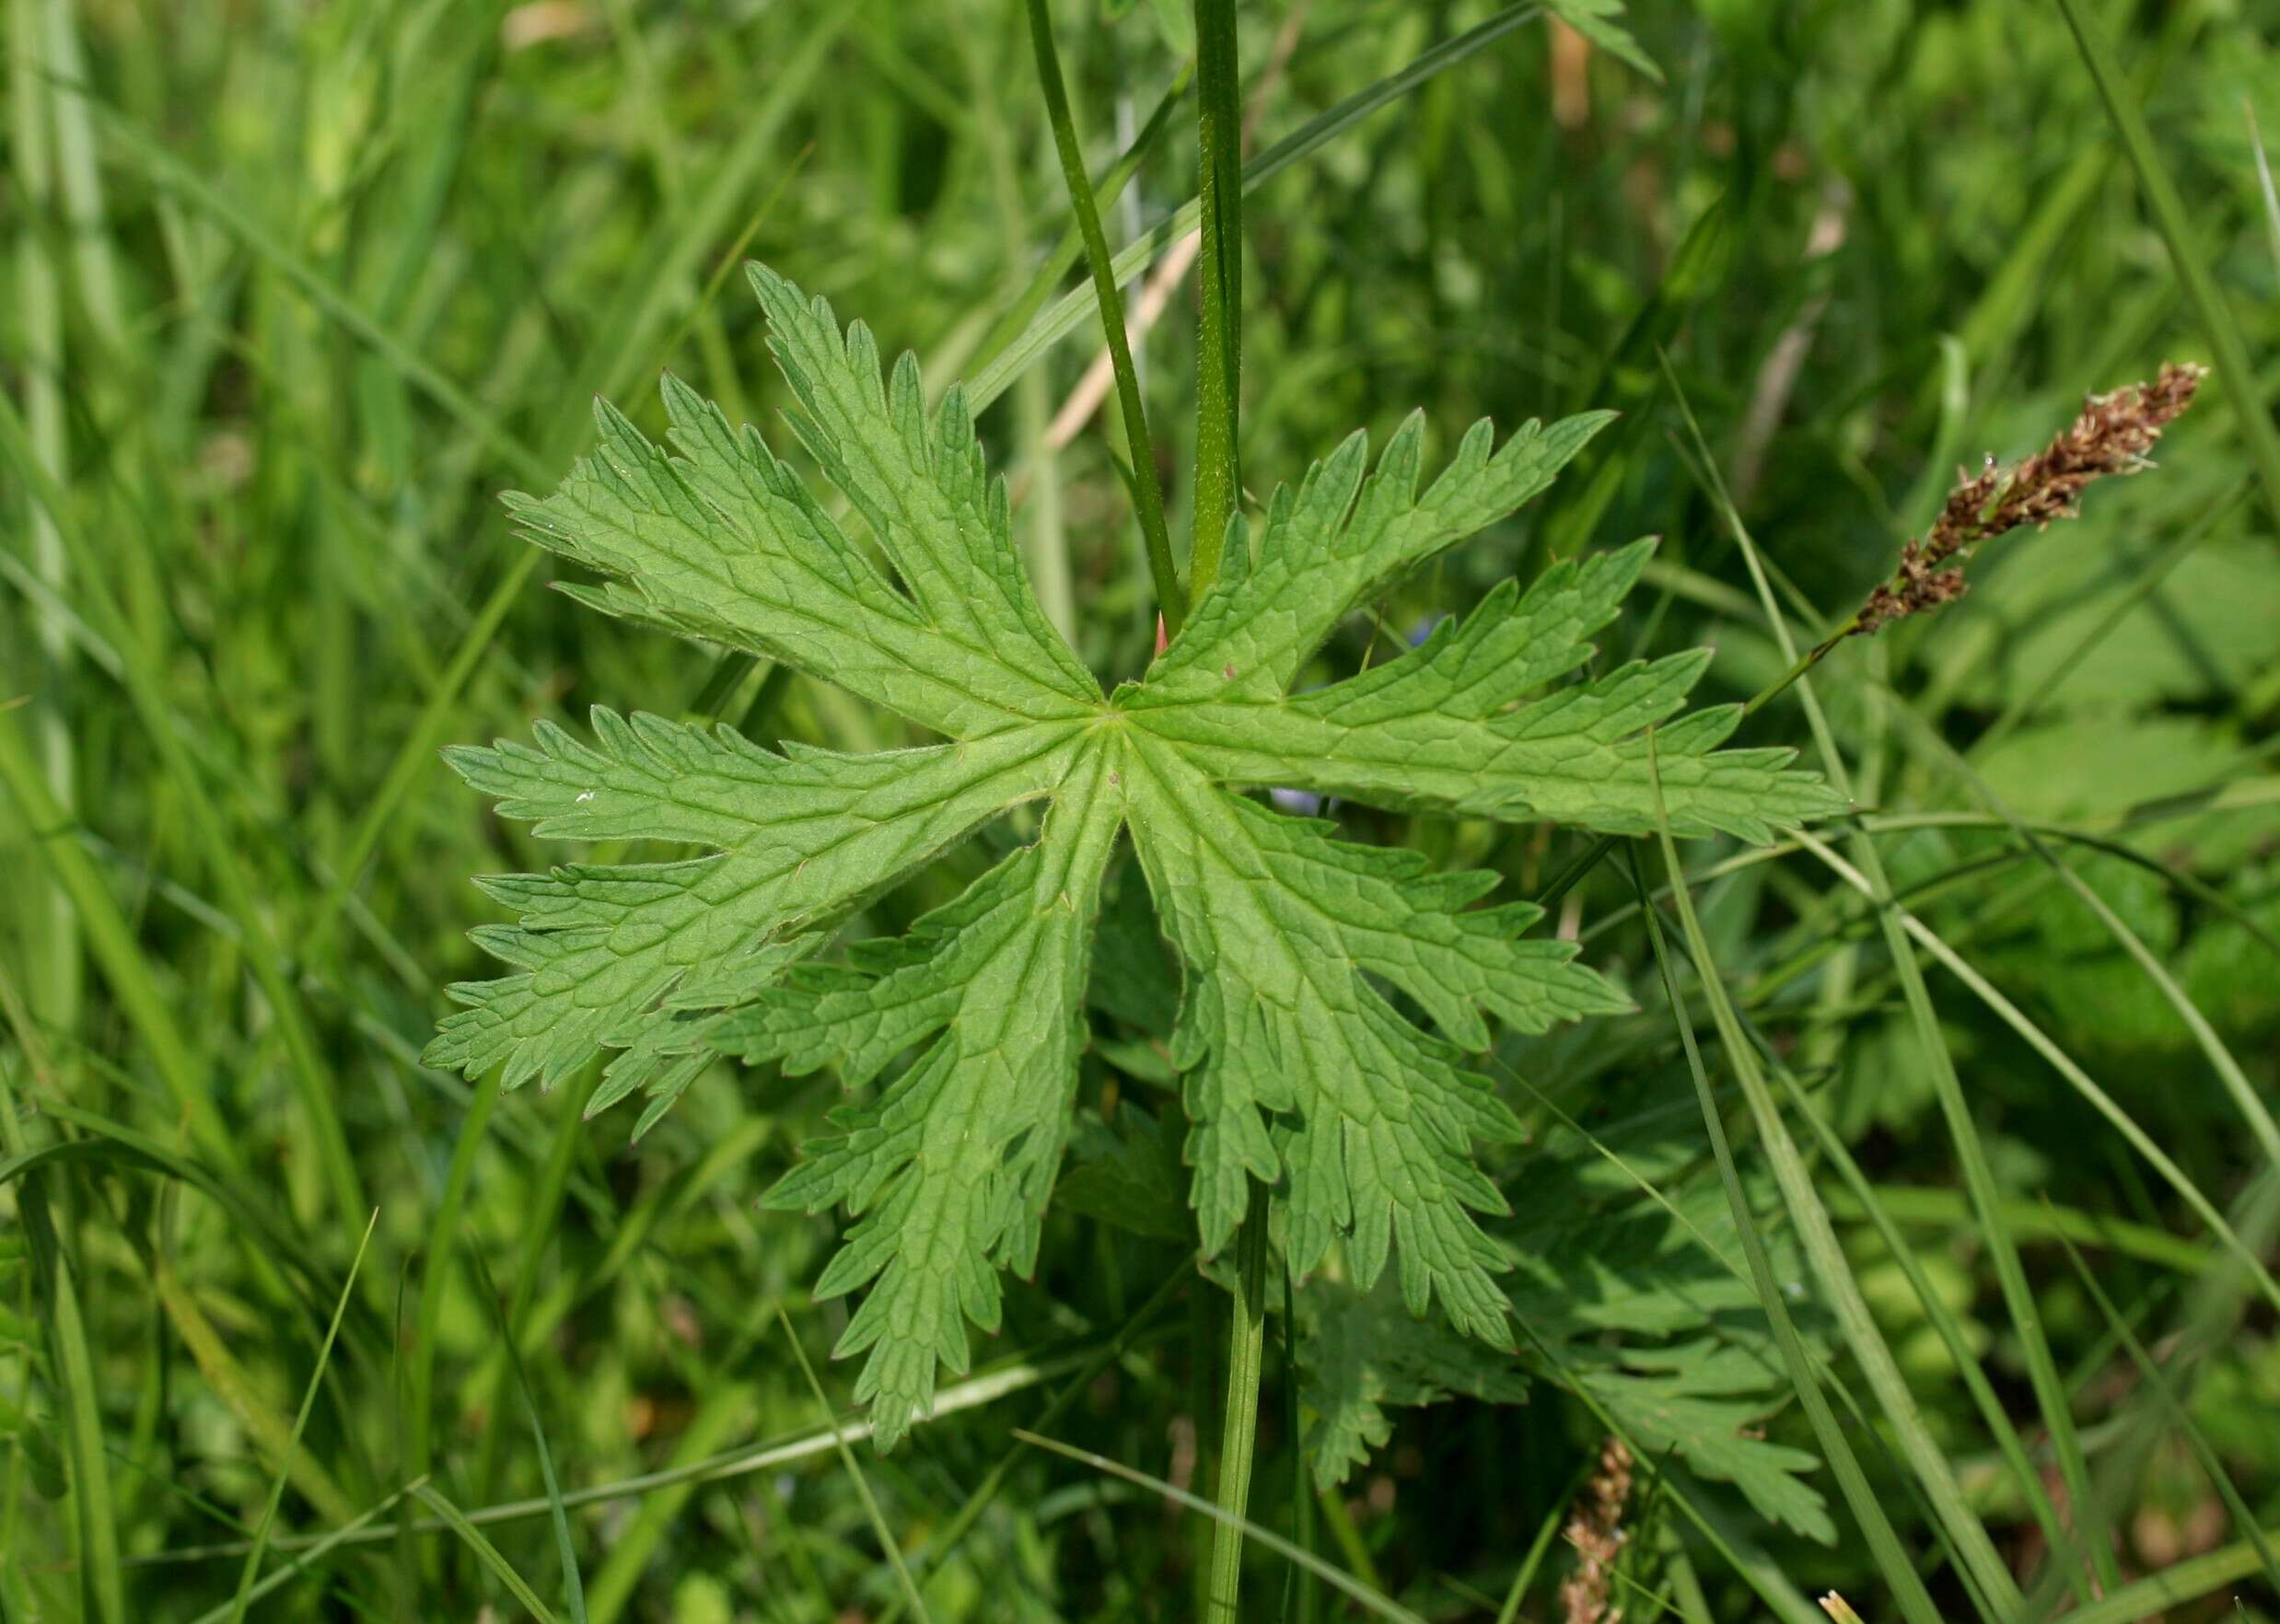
[1187,0,1243,602]
[1025,0,1187,634]
[1205,1179,1270,1621]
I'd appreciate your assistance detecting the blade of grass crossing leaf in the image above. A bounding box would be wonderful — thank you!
[410,1484,559,1624]
[1496,1050,1987,1592]
[1013,1430,1428,1624]
[223,1211,378,1624]
[1673,377,2119,1599]
[774,1307,931,1624]
[471,1248,586,1624]
[1025,0,1185,632]
[2052,0,2280,533]
[1636,907,2043,1611]
[0,1053,124,1624]
[1625,835,1946,1624]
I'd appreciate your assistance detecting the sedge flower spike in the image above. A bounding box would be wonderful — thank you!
[427,264,1846,1449]
[1854,361,2206,636]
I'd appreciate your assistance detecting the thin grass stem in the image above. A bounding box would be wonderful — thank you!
[1026,0,1185,633]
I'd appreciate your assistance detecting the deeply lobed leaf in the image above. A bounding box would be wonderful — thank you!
[429,263,1846,1446]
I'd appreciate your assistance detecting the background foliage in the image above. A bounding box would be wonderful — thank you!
[2,0,2275,1619]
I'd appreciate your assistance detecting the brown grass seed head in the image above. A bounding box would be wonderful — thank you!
[1852,361,2206,637]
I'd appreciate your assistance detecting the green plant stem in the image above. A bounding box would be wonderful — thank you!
[971,65,1195,379]
[1025,0,1186,635]
[1206,1180,1270,1622]
[966,4,1547,414]
[2053,0,2280,535]
[1188,0,1243,602]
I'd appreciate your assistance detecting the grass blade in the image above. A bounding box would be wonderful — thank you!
[1788,828,2280,1317]
[405,1073,499,1481]
[774,1306,931,1624]
[410,1482,560,1624]
[0,387,366,1233]
[0,701,238,1171]
[2050,1221,2280,1595]
[875,1269,1188,1624]
[223,1210,378,1624]
[1024,0,1185,633]
[134,1351,1079,1566]
[1626,829,1945,1624]
[967,4,1548,414]
[184,1476,427,1624]
[0,1054,124,1624]
[2052,0,2280,531]
[1675,377,2119,1600]
[471,1247,587,1624]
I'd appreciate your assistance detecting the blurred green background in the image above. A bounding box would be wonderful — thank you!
[3,0,2277,1618]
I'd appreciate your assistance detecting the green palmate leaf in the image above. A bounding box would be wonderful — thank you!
[1297,1282,1533,1490]
[428,263,1845,1448]
[1299,1118,1836,1544]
